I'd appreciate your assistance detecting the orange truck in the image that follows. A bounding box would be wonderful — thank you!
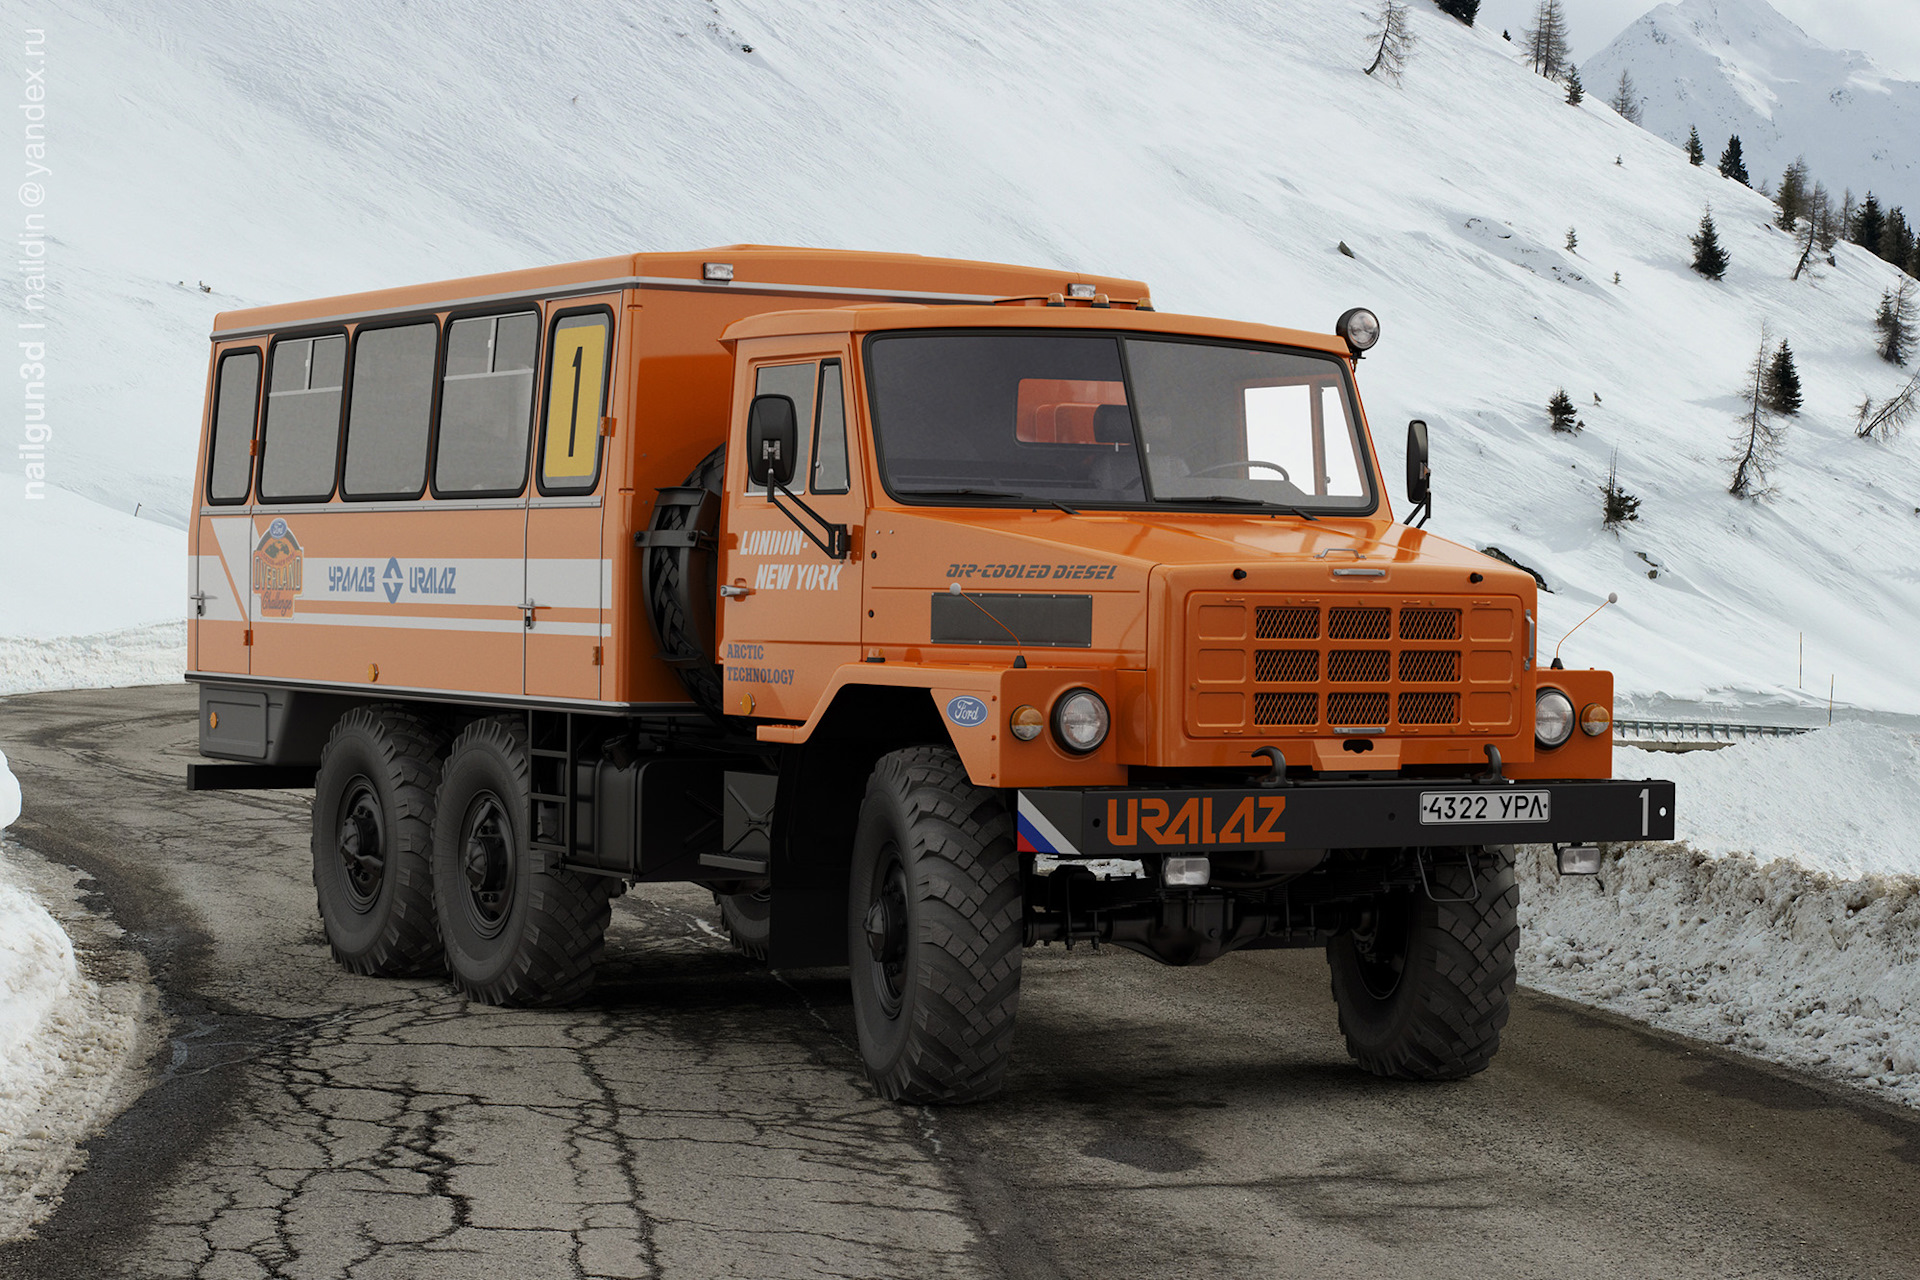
[187,246,1673,1102]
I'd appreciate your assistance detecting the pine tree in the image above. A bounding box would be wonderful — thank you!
[1814,183,1839,252]
[1600,451,1641,530]
[1564,63,1584,105]
[1548,388,1579,433]
[1436,0,1479,24]
[1685,125,1705,166]
[1764,341,1802,414]
[1524,0,1571,79]
[1853,193,1885,256]
[1728,326,1784,498]
[1566,227,1578,251]
[1794,184,1835,281]
[1881,207,1913,269]
[1877,281,1916,365]
[1718,135,1749,186]
[1364,0,1417,80]
[1691,207,1729,280]
[1608,70,1642,123]
[1774,159,1810,232]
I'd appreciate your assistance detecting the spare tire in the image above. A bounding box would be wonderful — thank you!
[642,447,725,717]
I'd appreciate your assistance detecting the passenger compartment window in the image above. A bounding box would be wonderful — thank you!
[343,320,438,499]
[811,359,849,493]
[750,362,815,494]
[207,348,261,504]
[259,334,346,502]
[435,311,538,496]
[538,311,611,493]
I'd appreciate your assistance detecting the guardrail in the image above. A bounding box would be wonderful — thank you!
[1614,718,1815,742]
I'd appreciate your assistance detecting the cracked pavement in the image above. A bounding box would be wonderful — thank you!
[2,685,1918,1279]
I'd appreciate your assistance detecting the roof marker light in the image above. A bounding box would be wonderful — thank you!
[703,262,735,282]
[1067,282,1098,299]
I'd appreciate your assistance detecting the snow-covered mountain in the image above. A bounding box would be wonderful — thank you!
[1586,0,1920,213]
[7,0,1920,714]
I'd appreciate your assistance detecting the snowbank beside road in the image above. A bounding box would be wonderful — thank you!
[0,748,148,1240]
[1521,725,1920,1109]
[0,622,186,698]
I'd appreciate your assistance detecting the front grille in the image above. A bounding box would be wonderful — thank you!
[1327,691,1389,726]
[1328,650,1391,682]
[1255,649,1318,682]
[1256,606,1319,639]
[1328,606,1391,640]
[1254,692,1318,725]
[1186,594,1508,738]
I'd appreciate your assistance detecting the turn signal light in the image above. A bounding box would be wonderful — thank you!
[1010,705,1045,741]
[1580,703,1612,736]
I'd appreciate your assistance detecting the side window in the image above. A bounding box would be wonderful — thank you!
[343,320,438,499]
[811,359,849,493]
[538,311,612,493]
[206,348,261,504]
[750,362,815,493]
[259,334,346,501]
[435,311,538,496]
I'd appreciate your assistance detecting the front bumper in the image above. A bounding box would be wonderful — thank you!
[1017,777,1675,856]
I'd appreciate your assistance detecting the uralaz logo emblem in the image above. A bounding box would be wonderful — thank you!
[742,530,811,556]
[1104,795,1286,846]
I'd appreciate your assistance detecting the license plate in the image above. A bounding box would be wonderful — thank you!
[1418,790,1550,825]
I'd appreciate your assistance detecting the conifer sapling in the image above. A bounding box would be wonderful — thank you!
[1564,64,1583,105]
[1685,126,1705,166]
[1600,451,1640,531]
[1691,207,1729,280]
[1718,135,1749,186]
[1548,388,1579,433]
[1764,342,1802,415]
[1877,281,1916,366]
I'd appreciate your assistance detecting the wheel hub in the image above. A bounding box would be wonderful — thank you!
[864,854,910,1015]
[336,780,385,912]
[460,793,515,934]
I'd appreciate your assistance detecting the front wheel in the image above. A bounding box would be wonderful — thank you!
[431,717,614,1006]
[847,747,1022,1103]
[1325,846,1518,1080]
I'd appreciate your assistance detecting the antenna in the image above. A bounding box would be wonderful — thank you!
[1551,592,1617,669]
[949,582,1027,668]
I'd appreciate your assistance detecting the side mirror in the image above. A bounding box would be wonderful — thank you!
[1406,419,1430,508]
[746,394,798,489]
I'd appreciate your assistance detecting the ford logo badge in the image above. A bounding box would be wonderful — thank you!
[945,695,989,728]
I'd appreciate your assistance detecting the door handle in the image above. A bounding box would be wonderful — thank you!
[521,600,541,629]
[719,583,753,599]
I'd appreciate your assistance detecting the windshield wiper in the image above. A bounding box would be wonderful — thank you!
[1158,495,1319,520]
[897,486,1023,500]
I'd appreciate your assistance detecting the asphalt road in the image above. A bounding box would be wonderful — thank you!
[1,684,1917,1280]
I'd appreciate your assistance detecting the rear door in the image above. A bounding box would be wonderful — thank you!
[525,300,617,702]
[191,345,261,675]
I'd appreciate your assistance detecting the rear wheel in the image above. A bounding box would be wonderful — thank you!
[714,887,771,961]
[847,747,1022,1103]
[1326,845,1518,1080]
[311,705,448,976]
[431,716,614,1006]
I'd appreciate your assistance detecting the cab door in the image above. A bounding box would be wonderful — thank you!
[191,345,261,675]
[719,349,864,720]
[525,301,617,701]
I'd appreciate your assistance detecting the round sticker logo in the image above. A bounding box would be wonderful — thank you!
[945,695,989,728]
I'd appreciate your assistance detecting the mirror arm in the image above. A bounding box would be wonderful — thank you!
[767,482,851,560]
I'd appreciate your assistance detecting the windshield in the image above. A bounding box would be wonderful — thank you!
[866,331,1375,513]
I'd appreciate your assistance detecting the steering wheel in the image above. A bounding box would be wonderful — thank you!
[1190,459,1291,481]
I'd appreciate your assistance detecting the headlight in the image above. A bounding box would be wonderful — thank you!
[1052,689,1110,754]
[1535,688,1575,748]
[1009,704,1045,741]
[1580,703,1612,737]
[1336,307,1380,353]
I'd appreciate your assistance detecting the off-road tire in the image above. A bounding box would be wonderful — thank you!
[646,445,725,717]
[311,704,449,976]
[431,716,614,1006]
[1326,845,1518,1080]
[847,746,1022,1104]
[715,888,771,961]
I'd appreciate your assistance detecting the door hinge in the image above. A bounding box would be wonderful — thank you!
[242,628,254,646]
[599,416,617,438]
[591,645,603,666]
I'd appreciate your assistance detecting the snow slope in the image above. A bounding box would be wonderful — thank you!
[15,0,1919,714]
[1587,0,1920,214]
[0,749,147,1238]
